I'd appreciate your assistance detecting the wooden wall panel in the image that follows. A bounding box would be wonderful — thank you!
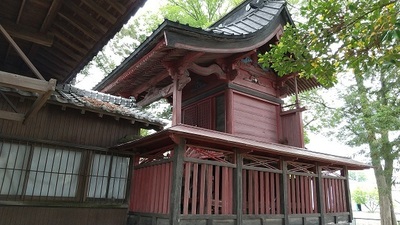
[232,93,278,143]
[280,111,304,148]
[130,162,172,214]
[0,96,140,147]
[0,206,127,225]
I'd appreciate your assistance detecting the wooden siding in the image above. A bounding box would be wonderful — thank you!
[232,92,279,143]
[280,109,305,148]
[0,206,127,225]
[0,96,140,147]
[130,161,172,214]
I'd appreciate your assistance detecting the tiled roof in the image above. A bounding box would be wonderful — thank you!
[0,84,166,127]
[208,0,287,35]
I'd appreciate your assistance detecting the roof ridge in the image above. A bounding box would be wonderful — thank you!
[58,84,136,107]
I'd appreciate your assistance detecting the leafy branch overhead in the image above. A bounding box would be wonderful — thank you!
[259,0,400,86]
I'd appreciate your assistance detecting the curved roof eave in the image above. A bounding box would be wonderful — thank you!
[95,12,287,92]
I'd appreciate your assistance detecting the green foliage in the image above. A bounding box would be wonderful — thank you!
[349,171,367,182]
[352,187,379,213]
[162,0,243,28]
[259,0,400,86]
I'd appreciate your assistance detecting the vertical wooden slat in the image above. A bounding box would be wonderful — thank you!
[221,166,229,214]
[166,162,172,214]
[191,163,199,214]
[260,171,265,214]
[341,179,346,212]
[183,162,191,214]
[295,175,300,214]
[313,177,317,213]
[300,176,305,214]
[242,170,247,214]
[199,164,206,214]
[265,172,270,214]
[254,170,259,214]
[275,173,280,214]
[270,173,275,214]
[336,179,341,212]
[290,175,295,214]
[287,175,291,214]
[248,169,254,214]
[206,164,213,214]
[305,176,310,214]
[157,164,163,213]
[214,165,220,215]
[149,165,159,213]
[228,167,233,214]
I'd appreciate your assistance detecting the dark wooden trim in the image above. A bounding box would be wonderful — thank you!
[0,135,131,155]
[280,107,306,116]
[281,160,289,225]
[225,88,234,134]
[228,83,283,105]
[287,171,318,177]
[182,84,226,107]
[169,138,185,225]
[234,151,243,225]
[316,164,325,225]
[242,166,282,174]
[179,214,237,219]
[184,157,236,168]
[134,159,173,169]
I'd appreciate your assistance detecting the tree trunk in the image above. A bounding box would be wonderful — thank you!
[371,155,396,225]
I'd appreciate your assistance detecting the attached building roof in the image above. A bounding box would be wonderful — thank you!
[0,84,166,129]
[114,124,370,170]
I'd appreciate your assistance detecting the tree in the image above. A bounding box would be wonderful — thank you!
[352,187,379,213]
[161,0,243,28]
[259,1,400,224]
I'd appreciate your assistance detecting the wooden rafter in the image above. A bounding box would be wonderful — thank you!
[0,25,56,123]
[0,20,54,47]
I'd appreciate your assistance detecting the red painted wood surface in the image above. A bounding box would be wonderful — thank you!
[233,93,279,143]
[287,175,317,214]
[130,162,172,214]
[181,162,233,215]
[242,169,281,214]
[322,178,347,213]
[280,110,305,148]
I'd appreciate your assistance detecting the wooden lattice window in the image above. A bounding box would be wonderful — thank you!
[182,94,225,131]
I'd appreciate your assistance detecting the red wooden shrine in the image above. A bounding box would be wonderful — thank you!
[96,1,369,225]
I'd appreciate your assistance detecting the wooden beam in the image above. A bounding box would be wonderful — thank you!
[131,71,169,98]
[103,0,126,14]
[63,1,108,34]
[0,20,53,47]
[52,30,88,55]
[0,24,46,80]
[0,111,24,122]
[82,0,117,24]
[23,83,55,123]
[188,63,226,80]
[58,13,100,41]
[53,22,94,48]
[0,71,56,93]
[172,76,182,126]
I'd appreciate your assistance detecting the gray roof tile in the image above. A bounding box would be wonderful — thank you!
[210,0,285,35]
[0,84,166,126]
